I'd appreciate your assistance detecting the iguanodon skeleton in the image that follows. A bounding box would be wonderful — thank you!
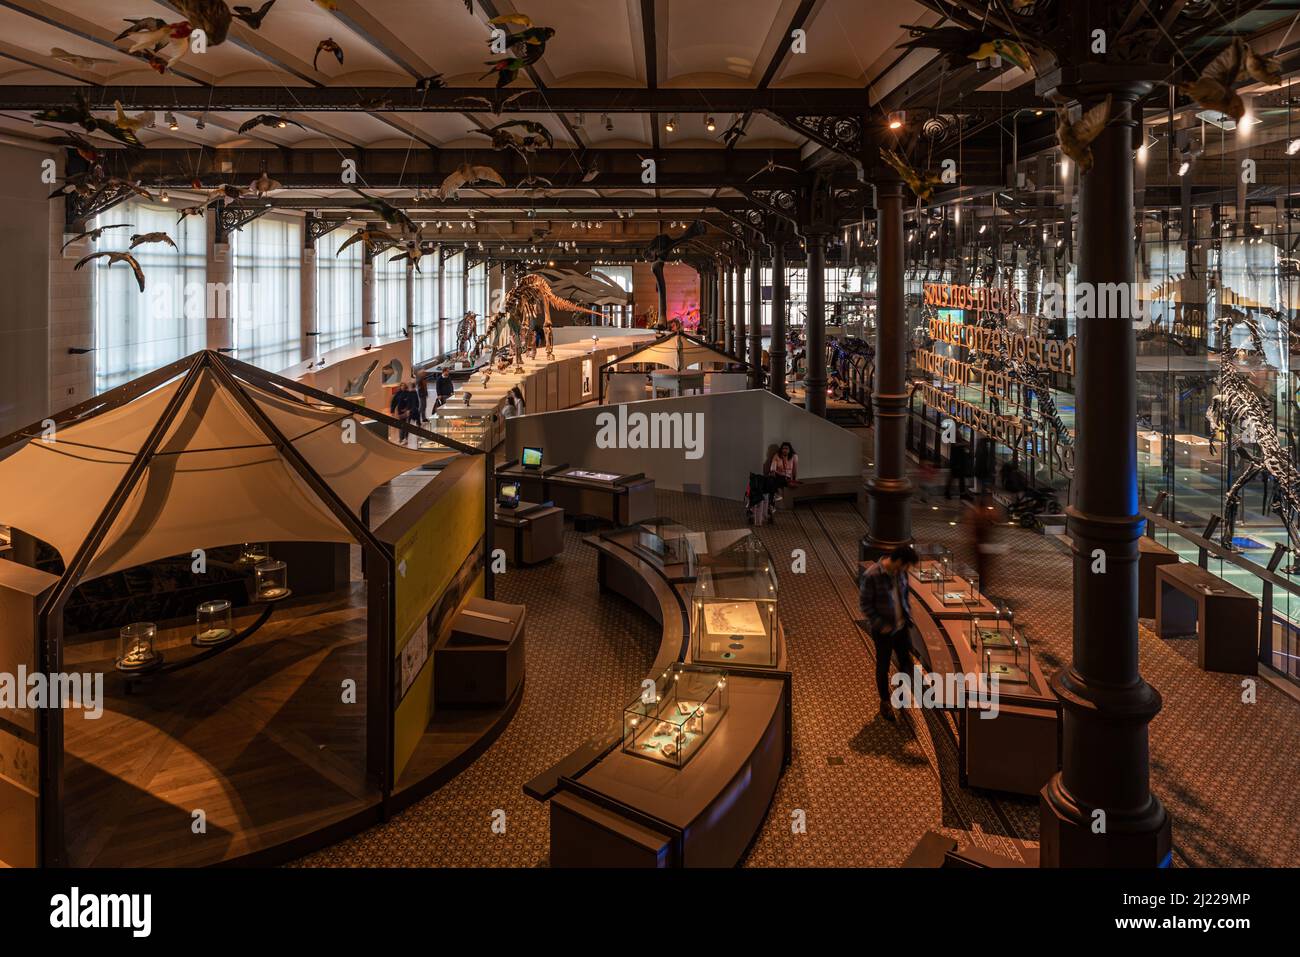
[474,273,604,373]
[1209,312,1300,561]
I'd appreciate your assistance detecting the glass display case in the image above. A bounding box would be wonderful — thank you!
[622,663,729,768]
[254,560,291,601]
[237,542,269,566]
[913,544,953,584]
[116,621,162,672]
[430,408,500,450]
[968,602,1015,652]
[979,622,1034,687]
[691,530,779,668]
[630,519,694,570]
[930,561,979,607]
[194,599,234,646]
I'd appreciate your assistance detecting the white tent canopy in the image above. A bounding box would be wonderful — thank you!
[602,331,744,372]
[0,352,455,581]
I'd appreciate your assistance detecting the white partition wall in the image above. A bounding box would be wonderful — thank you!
[505,388,863,501]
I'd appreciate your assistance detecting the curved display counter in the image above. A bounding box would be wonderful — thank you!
[525,521,792,867]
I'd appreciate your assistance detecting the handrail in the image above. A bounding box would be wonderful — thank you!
[1140,506,1300,600]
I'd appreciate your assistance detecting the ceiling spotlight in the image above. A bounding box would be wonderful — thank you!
[887,111,905,130]
[276,119,287,128]
[575,112,584,126]
[665,114,677,133]
[705,115,716,132]
[165,111,178,131]
[603,113,613,131]
[195,116,206,130]
[160,189,170,203]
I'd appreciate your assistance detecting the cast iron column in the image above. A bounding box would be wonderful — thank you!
[770,241,787,398]
[716,266,726,345]
[864,176,912,551]
[804,234,827,416]
[1040,91,1171,867]
[748,247,763,388]
[734,262,745,358]
[722,267,732,351]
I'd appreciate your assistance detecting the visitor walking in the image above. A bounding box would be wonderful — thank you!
[858,545,919,722]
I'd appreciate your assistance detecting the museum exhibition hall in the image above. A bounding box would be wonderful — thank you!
[0,0,1297,900]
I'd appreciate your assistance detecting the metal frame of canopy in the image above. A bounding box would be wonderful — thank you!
[0,349,490,865]
[594,331,749,403]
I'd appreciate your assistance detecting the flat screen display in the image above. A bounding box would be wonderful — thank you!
[521,447,543,468]
[498,481,520,508]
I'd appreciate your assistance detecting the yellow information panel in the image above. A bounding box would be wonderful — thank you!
[391,454,487,779]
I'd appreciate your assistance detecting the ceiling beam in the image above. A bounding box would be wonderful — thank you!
[229,196,755,211]
[641,0,660,150]
[0,85,882,113]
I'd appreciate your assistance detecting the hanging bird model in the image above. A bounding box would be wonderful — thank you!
[115,17,166,42]
[74,251,146,291]
[896,25,1036,74]
[129,231,177,250]
[61,223,131,252]
[1179,41,1245,122]
[438,162,506,199]
[237,114,305,134]
[232,0,277,29]
[247,171,282,196]
[351,189,418,235]
[1055,95,1112,175]
[50,48,115,70]
[314,38,344,71]
[33,92,144,148]
[172,0,232,46]
[721,119,746,147]
[879,147,942,203]
[415,72,446,91]
[113,101,155,134]
[336,228,394,255]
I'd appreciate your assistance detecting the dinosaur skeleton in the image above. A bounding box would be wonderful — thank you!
[474,273,604,372]
[1207,362,1300,564]
[455,310,478,358]
[1207,311,1300,561]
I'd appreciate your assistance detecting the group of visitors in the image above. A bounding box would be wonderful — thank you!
[502,387,526,419]
[389,368,456,443]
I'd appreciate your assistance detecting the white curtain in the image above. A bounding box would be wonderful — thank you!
[315,227,361,353]
[413,249,442,362]
[374,252,408,340]
[468,261,487,324]
[443,250,465,339]
[92,200,206,393]
[232,215,302,372]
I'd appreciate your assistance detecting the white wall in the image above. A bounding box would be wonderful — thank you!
[505,388,864,501]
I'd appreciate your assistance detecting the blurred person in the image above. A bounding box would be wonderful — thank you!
[858,545,919,722]
[945,437,973,501]
[963,489,1001,591]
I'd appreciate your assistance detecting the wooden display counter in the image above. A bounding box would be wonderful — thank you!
[497,461,656,525]
[1155,562,1259,675]
[938,618,1059,796]
[494,502,564,565]
[525,523,791,867]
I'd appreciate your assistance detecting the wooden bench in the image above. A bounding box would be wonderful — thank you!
[1155,562,1259,675]
[784,475,864,507]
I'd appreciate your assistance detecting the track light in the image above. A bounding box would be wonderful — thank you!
[165,111,178,131]
[705,115,716,132]
[276,119,287,128]
[603,113,613,131]
[160,189,170,203]
[665,114,677,133]
[887,111,905,130]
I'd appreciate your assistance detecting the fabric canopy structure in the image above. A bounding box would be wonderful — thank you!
[601,331,745,372]
[0,351,461,582]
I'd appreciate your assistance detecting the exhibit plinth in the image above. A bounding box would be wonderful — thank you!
[434,597,526,707]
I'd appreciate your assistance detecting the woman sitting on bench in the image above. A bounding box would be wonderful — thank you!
[766,442,800,513]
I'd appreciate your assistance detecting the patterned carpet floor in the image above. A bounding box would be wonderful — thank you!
[297,429,1300,867]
